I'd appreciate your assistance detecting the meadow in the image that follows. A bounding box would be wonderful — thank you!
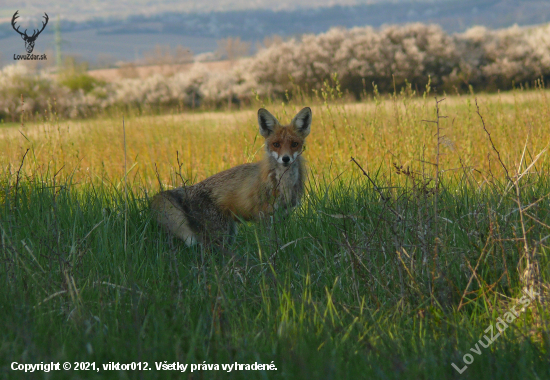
[1,84,549,379]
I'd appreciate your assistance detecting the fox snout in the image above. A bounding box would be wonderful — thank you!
[270,150,299,166]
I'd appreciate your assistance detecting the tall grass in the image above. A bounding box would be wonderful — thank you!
[2,82,550,186]
[0,86,549,379]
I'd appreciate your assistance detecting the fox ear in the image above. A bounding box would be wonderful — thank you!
[291,107,312,137]
[258,108,279,137]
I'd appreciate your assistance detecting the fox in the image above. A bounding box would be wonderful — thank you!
[151,107,312,246]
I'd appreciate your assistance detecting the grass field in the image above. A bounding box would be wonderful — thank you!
[1,85,550,379]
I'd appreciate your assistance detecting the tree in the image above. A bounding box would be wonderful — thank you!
[216,37,250,63]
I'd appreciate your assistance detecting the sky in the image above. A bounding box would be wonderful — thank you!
[0,0,440,21]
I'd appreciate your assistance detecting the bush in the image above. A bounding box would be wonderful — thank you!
[2,22,550,120]
[59,73,104,93]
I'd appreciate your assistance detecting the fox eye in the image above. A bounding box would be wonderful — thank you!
[273,142,280,148]
[291,142,299,148]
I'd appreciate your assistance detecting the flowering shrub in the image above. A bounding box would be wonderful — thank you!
[1,22,550,120]
[0,65,66,120]
[456,24,550,90]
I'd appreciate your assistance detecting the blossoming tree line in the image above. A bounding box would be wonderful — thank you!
[2,22,550,120]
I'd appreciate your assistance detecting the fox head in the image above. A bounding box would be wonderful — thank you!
[258,107,312,167]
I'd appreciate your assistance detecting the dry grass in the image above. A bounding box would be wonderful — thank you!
[1,88,549,189]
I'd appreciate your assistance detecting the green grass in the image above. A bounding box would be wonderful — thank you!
[1,88,550,379]
[1,159,549,379]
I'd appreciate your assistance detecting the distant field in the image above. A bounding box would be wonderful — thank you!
[1,89,549,186]
[87,60,233,82]
[1,89,549,379]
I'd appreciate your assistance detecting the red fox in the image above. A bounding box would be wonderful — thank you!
[151,107,312,246]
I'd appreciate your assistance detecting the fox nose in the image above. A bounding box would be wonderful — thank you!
[282,156,290,163]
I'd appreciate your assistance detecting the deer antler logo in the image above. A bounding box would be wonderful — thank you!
[12,10,49,54]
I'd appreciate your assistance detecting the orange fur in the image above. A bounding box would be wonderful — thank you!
[151,107,312,247]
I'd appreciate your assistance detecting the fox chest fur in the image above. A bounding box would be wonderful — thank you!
[213,154,306,221]
[151,107,312,246]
